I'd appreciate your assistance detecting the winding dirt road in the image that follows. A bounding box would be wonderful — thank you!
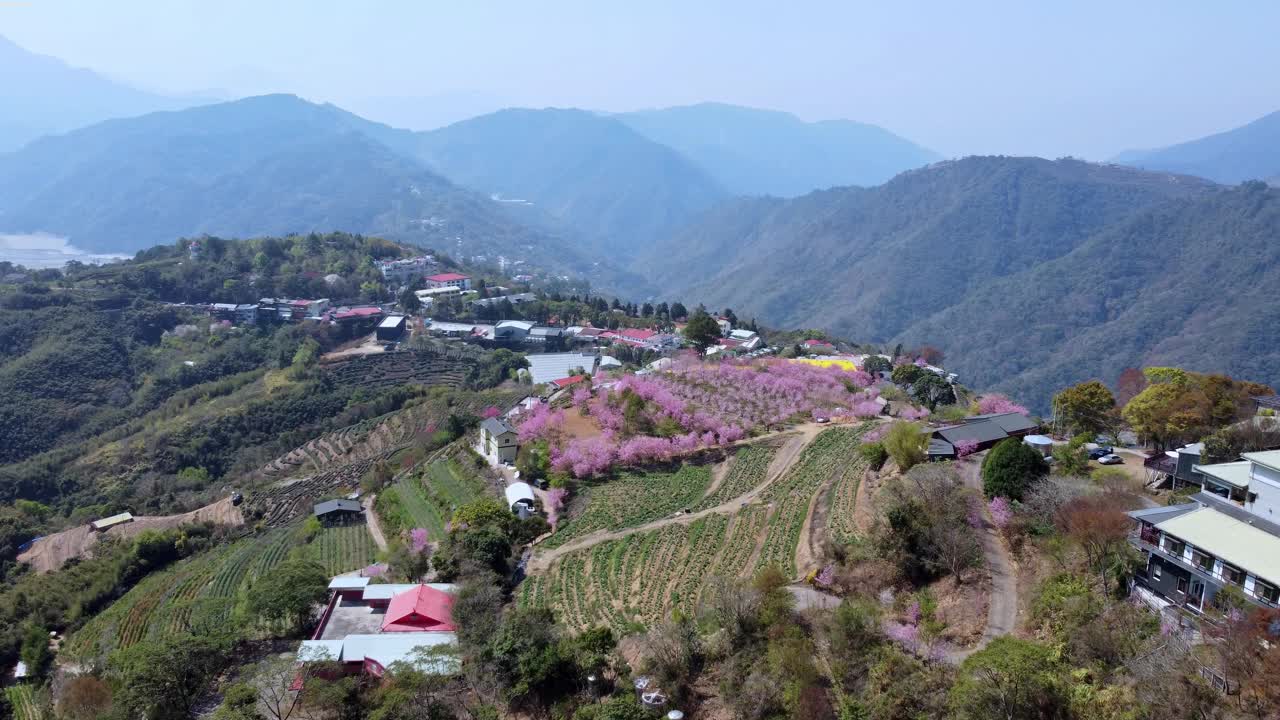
[527,425,823,572]
[945,453,1018,663]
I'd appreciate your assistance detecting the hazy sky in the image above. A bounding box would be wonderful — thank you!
[3,0,1278,158]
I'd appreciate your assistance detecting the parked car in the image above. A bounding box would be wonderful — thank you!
[1088,447,1114,460]
[1098,454,1124,465]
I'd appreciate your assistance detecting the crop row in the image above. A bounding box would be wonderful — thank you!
[65,525,315,661]
[5,685,42,720]
[303,523,378,576]
[826,446,867,545]
[754,426,868,577]
[525,509,761,632]
[542,465,712,549]
[695,444,777,510]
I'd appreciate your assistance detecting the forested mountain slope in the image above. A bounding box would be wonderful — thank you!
[644,157,1211,335]
[415,108,729,257]
[618,102,941,196]
[894,180,1280,408]
[638,157,1264,408]
[1114,109,1280,184]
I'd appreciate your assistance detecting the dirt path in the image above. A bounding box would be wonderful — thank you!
[700,455,735,503]
[794,477,832,578]
[364,496,389,551]
[945,453,1017,663]
[527,428,821,572]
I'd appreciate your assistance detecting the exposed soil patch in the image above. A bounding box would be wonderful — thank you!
[558,409,603,441]
[18,497,245,573]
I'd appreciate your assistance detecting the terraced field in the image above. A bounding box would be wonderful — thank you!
[694,443,777,511]
[300,523,379,576]
[63,522,364,660]
[521,426,868,631]
[753,426,866,576]
[394,454,490,538]
[541,465,713,549]
[6,685,43,720]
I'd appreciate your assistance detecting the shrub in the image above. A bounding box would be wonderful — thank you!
[859,441,889,470]
[981,439,1048,500]
[883,422,929,471]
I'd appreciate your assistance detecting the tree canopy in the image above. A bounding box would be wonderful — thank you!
[682,309,722,352]
[1122,368,1271,450]
[1052,380,1116,438]
[981,438,1048,500]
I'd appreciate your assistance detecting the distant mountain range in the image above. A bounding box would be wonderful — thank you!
[629,156,1279,408]
[0,95,628,284]
[1114,109,1280,184]
[0,35,213,152]
[617,102,942,196]
[0,88,943,268]
[415,109,729,257]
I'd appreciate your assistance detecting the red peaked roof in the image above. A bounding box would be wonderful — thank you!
[552,375,586,389]
[381,585,456,633]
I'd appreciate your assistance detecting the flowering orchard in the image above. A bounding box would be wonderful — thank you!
[975,394,1029,416]
[518,359,882,477]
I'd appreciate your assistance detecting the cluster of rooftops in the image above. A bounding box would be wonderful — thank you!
[1129,449,1280,612]
[297,577,460,677]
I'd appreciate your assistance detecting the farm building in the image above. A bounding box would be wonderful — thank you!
[525,352,599,385]
[314,499,363,524]
[298,579,460,679]
[493,320,535,343]
[505,482,537,515]
[928,412,1039,459]
[381,584,456,632]
[477,417,519,465]
[377,315,407,341]
[90,513,134,532]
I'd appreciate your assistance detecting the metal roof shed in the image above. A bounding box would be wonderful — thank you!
[505,482,536,511]
[314,499,363,517]
[90,512,134,532]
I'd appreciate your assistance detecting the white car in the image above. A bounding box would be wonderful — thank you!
[1098,454,1124,465]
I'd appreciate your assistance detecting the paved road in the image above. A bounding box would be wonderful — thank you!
[946,453,1017,663]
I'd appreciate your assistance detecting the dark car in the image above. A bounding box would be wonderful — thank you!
[1088,447,1113,460]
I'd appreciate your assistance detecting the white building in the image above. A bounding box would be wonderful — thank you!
[477,417,519,465]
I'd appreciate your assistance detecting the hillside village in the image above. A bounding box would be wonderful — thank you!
[0,229,1277,720]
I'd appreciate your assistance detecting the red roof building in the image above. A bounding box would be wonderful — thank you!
[381,585,456,633]
[551,375,586,389]
[424,273,472,291]
[804,339,834,348]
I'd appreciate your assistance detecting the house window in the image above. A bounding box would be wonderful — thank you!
[1247,492,1259,505]
[1152,562,1163,580]
[1223,565,1246,585]
[1193,551,1214,572]
[1163,537,1185,556]
[1177,577,1188,594]
[1259,583,1280,604]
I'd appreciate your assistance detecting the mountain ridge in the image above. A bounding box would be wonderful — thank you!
[1114,109,1280,184]
[0,34,212,152]
[616,102,942,196]
[0,94,628,284]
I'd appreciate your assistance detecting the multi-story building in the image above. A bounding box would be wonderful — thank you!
[377,256,437,286]
[1128,450,1280,613]
[424,273,471,291]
